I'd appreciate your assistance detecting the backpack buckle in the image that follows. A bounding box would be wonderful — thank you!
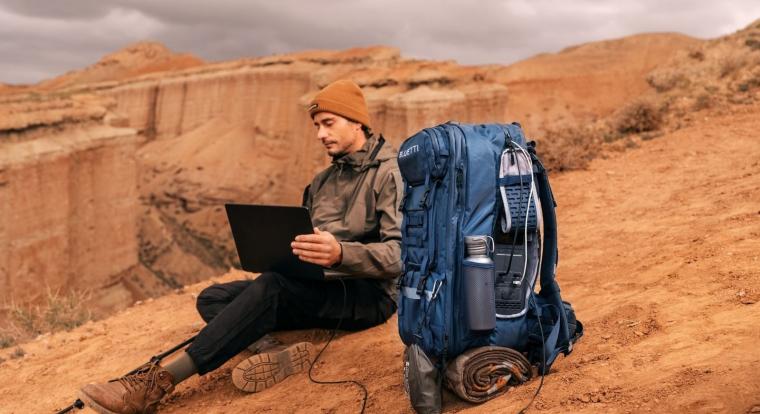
[419,187,431,208]
[419,178,441,209]
[416,273,428,296]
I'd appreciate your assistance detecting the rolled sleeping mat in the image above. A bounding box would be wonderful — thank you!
[444,346,532,403]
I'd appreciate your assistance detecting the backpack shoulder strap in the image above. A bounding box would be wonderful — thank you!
[532,153,560,296]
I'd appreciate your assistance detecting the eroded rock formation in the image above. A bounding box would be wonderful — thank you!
[0,121,138,305]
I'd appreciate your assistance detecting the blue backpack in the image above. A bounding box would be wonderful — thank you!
[396,122,582,373]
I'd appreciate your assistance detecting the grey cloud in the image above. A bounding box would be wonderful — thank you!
[1,0,759,84]
[0,0,111,20]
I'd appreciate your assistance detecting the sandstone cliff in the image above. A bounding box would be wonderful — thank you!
[0,122,138,305]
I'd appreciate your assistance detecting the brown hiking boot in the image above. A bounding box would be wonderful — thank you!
[232,342,315,393]
[78,363,175,414]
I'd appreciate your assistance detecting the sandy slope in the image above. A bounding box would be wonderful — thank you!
[2,105,759,414]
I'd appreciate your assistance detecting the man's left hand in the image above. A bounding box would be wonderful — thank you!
[291,227,342,267]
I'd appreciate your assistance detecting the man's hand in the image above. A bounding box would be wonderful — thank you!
[291,227,342,267]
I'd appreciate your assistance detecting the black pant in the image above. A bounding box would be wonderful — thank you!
[185,272,396,375]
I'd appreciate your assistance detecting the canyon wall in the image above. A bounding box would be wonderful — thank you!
[0,123,139,304]
[100,48,509,189]
[95,48,511,289]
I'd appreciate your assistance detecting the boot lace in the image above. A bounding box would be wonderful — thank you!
[114,363,163,394]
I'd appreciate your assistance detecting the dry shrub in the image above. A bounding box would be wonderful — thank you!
[719,55,747,79]
[692,93,712,111]
[646,69,690,93]
[613,99,664,134]
[3,288,92,344]
[735,64,760,93]
[535,123,606,172]
[10,347,25,359]
[688,49,705,61]
[0,334,14,349]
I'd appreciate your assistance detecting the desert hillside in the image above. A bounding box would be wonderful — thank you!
[1,103,758,413]
[493,32,701,132]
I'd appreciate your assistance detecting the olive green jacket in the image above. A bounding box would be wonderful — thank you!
[304,134,403,298]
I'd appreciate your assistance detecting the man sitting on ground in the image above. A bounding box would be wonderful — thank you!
[79,79,403,414]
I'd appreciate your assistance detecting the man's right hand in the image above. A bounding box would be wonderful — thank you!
[291,227,343,268]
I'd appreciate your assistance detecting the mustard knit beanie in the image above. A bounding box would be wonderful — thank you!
[308,80,371,129]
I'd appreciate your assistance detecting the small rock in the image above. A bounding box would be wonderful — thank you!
[740,298,756,305]
[580,395,591,403]
[634,331,645,337]
[750,406,760,413]
[601,334,612,340]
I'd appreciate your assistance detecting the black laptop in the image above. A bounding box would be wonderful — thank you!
[225,204,331,280]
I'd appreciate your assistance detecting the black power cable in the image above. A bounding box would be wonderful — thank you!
[307,278,369,414]
[517,295,546,414]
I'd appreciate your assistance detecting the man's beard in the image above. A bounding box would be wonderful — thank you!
[326,143,349,159]
[330,148,349,159]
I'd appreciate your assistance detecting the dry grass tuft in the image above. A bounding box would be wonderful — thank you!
[1,288,92,346]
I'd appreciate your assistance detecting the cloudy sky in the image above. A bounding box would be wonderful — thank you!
[1,0,759,84]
